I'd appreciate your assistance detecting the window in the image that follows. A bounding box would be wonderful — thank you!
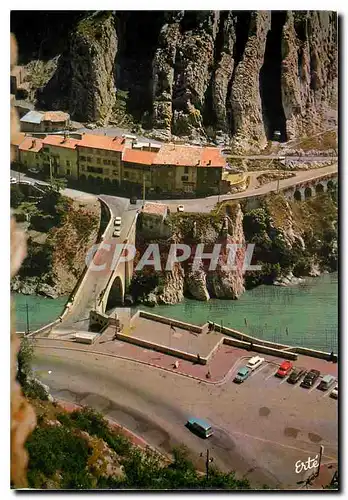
[112,161,117,166]
[124,172,129,178]
[43,147,50,153]
[81,165,85,171]
[66,160,70,167]
[87,166,103,174]
[107,160,111,165]
[80,156,86,161]
[181,175,189,181]
[97,158,101,164]
[103,159,108,165]
[184,166,189,174]
[67,169,71,176]
[113,170,118,176]
[87,156,92,162]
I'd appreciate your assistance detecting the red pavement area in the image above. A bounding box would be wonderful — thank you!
[93,334,338,383]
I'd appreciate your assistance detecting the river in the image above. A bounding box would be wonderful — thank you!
[139,272,338,352]
[12,272,338,352]
[13,294,68,332]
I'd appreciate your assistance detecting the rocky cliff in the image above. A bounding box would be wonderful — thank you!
[22,10,337,150]
[131,207,246,305]
[131,190,337,305]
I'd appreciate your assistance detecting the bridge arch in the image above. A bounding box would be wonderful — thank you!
[304,187,312,198]
[105,275,125,313]
[327,179,336,191]
[294,190,302,201]
[315,183,324,194]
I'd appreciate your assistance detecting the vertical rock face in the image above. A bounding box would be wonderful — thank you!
[30,10,337,149]
[211,12,236,134]
[281,11,338,140]
[39,12,118,124]
[230,11,271,152]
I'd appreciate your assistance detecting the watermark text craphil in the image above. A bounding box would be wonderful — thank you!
[85,243,262,273]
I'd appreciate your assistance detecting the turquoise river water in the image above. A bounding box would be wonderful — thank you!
[13,272,338,352]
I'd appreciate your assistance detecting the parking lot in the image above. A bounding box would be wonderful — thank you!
[201,356,338,488]
[230,357,338,401]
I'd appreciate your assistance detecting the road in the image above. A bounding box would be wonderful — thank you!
[33,347,337,489]
[10,169,137,328]
[162,163,338,213]
[61,196,137,329]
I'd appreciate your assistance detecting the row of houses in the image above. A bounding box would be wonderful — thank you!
[11,132,229,196]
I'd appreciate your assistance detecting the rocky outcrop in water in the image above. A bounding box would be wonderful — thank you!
[24,10,337,150]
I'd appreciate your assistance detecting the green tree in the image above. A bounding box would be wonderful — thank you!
[10,184,25,208]
[18,201,42,223]
[17,336,34,388]
[50,177,67,193]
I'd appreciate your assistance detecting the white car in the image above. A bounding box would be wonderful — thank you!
[177,205,184,212]
[330,385,338,399]
[246,356,265,371]
[114,216,122,226]
[28,167,40,174]
[113,228,121,238]
[10,177,17,184]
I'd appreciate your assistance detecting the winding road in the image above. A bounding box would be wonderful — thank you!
[33,347,337,489]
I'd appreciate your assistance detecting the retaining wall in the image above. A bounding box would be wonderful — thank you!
[138,310,203,333]
[115,331,207,364]
[213,323,291,350]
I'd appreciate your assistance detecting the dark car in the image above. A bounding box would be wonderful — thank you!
[287,367,306,384]
[300,369,320,388]
[130,196,137,205]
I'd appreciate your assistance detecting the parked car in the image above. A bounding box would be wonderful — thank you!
[186,417,213,438]
[233,366,250,384]
[10,176,17,184]
[287,367,306,384]
[113,228,121,238]
[28,167,40,174]
[246,356,264,371]
[177,205,184,212]
[300,369,320,388]
[276,360,293,378]
[330,385,338,399]
[130,196,137,205]
[318,374,336,391]
[114,216,122,226]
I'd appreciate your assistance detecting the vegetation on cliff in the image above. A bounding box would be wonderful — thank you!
[10,185,100,297]
[23,378,252,490]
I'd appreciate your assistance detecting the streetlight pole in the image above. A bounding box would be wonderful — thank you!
[316,445,324,477]
[142,171,146,207]
[26,301,30,335]
[201,449,213,480]
[49,156,53,186]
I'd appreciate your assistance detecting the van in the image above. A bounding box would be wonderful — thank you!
[318,374,336,391]
[186,418,213,438]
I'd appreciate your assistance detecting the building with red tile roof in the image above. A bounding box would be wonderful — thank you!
[18,137,43,170]
[42,135,79,150]
[123,149,157,165]
[77,133,124,152]
[19,137,43,153]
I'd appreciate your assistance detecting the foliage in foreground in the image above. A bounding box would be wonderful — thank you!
[26,405,251,490]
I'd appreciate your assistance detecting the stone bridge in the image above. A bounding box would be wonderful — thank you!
[283,171,337,202]
[97,213,138,314]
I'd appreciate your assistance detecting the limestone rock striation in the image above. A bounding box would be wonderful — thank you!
[30,10,337,150]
